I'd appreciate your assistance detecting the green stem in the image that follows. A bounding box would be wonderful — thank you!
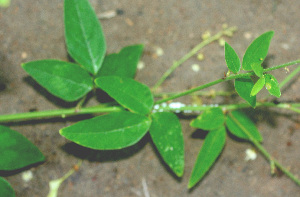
[228,113,300,186]
[154,90,235,98]
[0,61,298,123]
[151,26,237,91]
[0,100,298,123]
[153,102,299,113]
[0,105,123,122]
[155,60,300,104]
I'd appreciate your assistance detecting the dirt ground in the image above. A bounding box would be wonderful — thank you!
[0,0,300,196]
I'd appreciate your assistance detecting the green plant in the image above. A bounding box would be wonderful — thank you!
[1,0,300,195]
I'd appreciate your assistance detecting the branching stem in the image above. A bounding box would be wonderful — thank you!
[151,26,237,91]
[228,113,300,186]
[155,60,300,104]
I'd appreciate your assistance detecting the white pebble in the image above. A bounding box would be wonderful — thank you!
[155,47,164,56]
[191,64,201,72]
[244,32,252,40]
[137,61,145,70]
[22,170,33,182]
[245,149,257,161]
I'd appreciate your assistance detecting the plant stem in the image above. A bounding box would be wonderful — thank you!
[154,90,235,98]
[155,60,300,104]
[0,61,298,122]
[228,112,300,186]
[151,26,237,91]
[0,105,123,122]
[153,102,299,113]
[0,101,298,123]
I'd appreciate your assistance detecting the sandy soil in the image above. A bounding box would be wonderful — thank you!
[0,0,299,196]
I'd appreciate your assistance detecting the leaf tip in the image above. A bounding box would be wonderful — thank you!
[59,129,65,136]
[187,180,196,189]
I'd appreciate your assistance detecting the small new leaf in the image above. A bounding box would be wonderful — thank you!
[242,31,274,71]
[225,42,241,74]
[226,111,263,142]
[235,76,256,107]
[188,126,226,189]
[96,45,144,79]
[95,76,153,115]
[251,62,264,77]
[0,125,45,171]
[250,77,265,96]
[22,60,94,102]
[264,74,281,98]
[149,112,185,177]
[60,111,152,150]
[190,108,225,130]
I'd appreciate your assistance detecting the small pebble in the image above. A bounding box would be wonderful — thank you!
[125,18,134,26]
[98,10,116,19]
[191,64,200,72]
[245,149,257,161]
[21,52,28,59]
[244,32,252,40]
[137,61,145,70]
[22,170,33,182]
[155,47,164,57]
[281,43,290,50]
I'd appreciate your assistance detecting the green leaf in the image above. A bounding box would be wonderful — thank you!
[235,76,256,107]
[60,111,152,150]
[264,74,281,98]
[22,60,93,102]
[149,112,184,177]
[95,76,153,115]
[96,45,144,78]
[190,108,225,130]
[251,62,264,77]
[64,0,106,74]
[242,31,274,71]
[0,177,15,197]
[250,77,265,96]
[225,42,241,74]
[0,125,45,171]
[226,111,263,142]
[188,126,226,189]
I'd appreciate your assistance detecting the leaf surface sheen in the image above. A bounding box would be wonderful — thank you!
[190,108,225,130]
[64,0,106,74]
[265,74,281,98]
[95,76,153,115]
[22,60,93,102]
[235,76,256,107]
[226,110,263,142]
[251,77,265,96]
[149,112,185,177]
[225,42,241,74]
[242,31,274,71]
[96,45,144,78]
[0,125,45,171]
[60,111,152,150]
[188,126,226,188]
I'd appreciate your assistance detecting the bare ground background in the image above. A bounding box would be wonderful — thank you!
[0,0,299,196]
